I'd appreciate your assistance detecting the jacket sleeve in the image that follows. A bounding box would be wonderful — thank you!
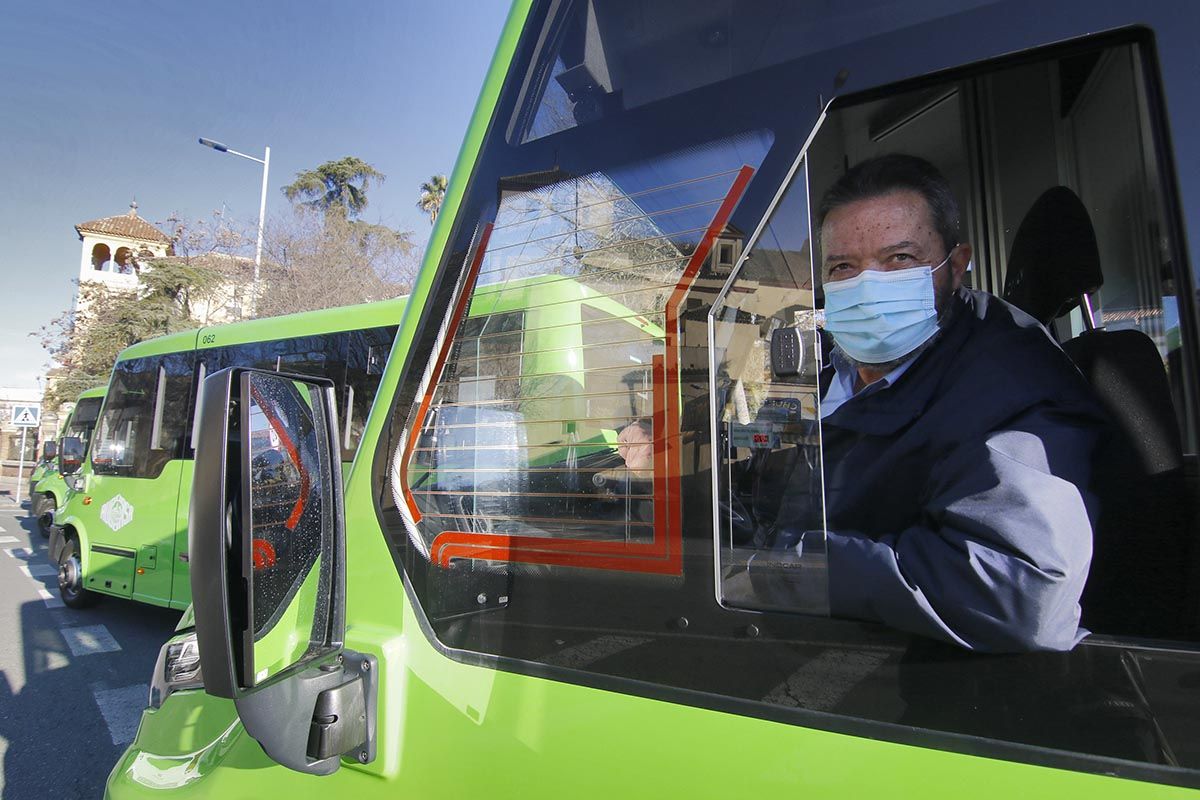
[825,403,1101,652]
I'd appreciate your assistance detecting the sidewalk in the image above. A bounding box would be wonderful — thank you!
[0,474,32,508]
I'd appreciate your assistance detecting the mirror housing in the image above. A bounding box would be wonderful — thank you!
[59,437,84,475]
[190,367,374,775]
[42,440,58,461]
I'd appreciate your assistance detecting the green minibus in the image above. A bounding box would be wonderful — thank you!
[48,299,404,610]
[108,1,1200,797]
[29,383,106,535]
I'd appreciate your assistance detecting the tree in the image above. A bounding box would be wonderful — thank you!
[417,174,448,224]
[283,157,386,220]
[254,207,419,318]
[33,259,224,409]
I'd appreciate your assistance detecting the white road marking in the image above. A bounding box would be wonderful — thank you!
[61,624,121,656]
[0,536,18,544]
[38,588,63,609]
[44,651,69,670]
[0,525,6,531]
[20,564,56,578]
[4,547,36,559]
[763,649,890,712]
[537,635,654,669]
[91,684,148,745]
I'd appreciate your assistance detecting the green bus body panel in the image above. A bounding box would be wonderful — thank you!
[194,298,406,351]
[105,1,1199,797]
[108,604,1195,798]
[34,473,68,510]
[71,460,188,608]
[117,330,201,362]
[85,546,136,598]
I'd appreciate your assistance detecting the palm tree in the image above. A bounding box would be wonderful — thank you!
[283,157,386,219]
[417,175,448,224]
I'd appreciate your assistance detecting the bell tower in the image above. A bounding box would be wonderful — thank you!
[75,201,173,290]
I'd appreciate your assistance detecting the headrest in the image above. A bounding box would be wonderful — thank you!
[1002,186,1102,327]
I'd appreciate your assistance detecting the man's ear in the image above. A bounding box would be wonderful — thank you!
[950,243,973,286]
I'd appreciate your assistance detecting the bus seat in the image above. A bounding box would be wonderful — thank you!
[1002,185,1191,640]
[1002,186,1102,335]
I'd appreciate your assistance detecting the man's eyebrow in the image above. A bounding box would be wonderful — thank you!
[881,240,921,253]
[823,253,850,264]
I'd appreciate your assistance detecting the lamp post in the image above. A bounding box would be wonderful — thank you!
[197,137,270,290]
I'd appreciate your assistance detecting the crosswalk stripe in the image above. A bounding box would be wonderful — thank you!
[4,547,36,559]
[38,588,64,609]
[60,623,120,657]
[61,624,122,656]
[20,564,56,578]
[91,684,147,745]
[0,536,18,544]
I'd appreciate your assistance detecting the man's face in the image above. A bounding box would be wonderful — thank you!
[820,189,971,315]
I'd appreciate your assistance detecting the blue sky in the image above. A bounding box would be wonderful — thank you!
[0,0,513,391]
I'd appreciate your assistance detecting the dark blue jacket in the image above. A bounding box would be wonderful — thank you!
[821,288,1107,652]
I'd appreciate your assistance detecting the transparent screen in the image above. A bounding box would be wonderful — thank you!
[710,158,829,614]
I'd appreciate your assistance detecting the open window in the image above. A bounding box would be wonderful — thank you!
[714,30,1199,646]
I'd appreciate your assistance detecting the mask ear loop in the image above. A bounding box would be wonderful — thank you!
[931,243,959,274]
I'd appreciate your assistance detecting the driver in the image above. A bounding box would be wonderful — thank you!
[812,153,1108,652]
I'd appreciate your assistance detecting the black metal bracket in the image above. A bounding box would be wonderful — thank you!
[235,649,378,775]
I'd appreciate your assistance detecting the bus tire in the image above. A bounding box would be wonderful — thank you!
[58,536,98,610]
[36,494,55,538]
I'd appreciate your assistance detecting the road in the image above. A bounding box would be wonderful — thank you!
[0,478,181,798]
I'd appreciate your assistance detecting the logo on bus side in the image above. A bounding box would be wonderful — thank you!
[100,495,134,532]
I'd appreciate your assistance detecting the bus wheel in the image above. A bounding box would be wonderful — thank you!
[37,495,55,538]
[58,538,98,610]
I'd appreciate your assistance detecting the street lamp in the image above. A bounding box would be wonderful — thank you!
[197,137,270,287]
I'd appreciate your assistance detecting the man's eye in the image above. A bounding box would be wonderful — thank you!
[889,253,916,264]
[829,264,852,275]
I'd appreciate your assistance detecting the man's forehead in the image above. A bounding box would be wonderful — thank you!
[821,190,937,246]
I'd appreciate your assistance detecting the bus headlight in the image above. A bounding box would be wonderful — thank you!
[148,631,203,709]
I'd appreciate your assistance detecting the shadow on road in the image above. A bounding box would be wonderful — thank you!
[0,513,181,799]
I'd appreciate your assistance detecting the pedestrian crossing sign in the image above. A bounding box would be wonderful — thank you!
[11,405,39,427]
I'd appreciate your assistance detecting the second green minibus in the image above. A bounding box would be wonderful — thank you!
[48,298,403,610]
[30,383,106,536]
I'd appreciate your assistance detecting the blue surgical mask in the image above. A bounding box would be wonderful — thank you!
[822,253,951,364]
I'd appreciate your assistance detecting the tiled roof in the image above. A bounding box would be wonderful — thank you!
[76,209,171,244]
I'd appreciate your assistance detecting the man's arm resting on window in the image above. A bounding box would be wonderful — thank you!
[825,406,1100,652]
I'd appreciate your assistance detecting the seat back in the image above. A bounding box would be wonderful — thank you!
[1004,187,1190,639]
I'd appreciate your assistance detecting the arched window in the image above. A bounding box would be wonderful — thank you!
[91,243,111,271]
[114,247,134,274]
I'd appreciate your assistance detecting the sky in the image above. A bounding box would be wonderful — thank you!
[0,0,514,392]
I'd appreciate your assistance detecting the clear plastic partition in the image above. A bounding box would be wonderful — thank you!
[709,157,829,615]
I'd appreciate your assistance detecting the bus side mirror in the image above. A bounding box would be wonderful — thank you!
[43,441,58,461]
[190,367,375,775]
[60,437,83,475]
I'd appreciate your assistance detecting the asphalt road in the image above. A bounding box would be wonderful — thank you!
[0,478,181,799]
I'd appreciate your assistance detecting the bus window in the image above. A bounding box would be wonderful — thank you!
[343,326,398,458]
[65,395,102,449]
[93,354,193,478]
[393,131,771,580]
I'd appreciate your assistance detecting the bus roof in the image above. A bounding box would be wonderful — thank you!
[116,296,408,362]
[77,384,107,400]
